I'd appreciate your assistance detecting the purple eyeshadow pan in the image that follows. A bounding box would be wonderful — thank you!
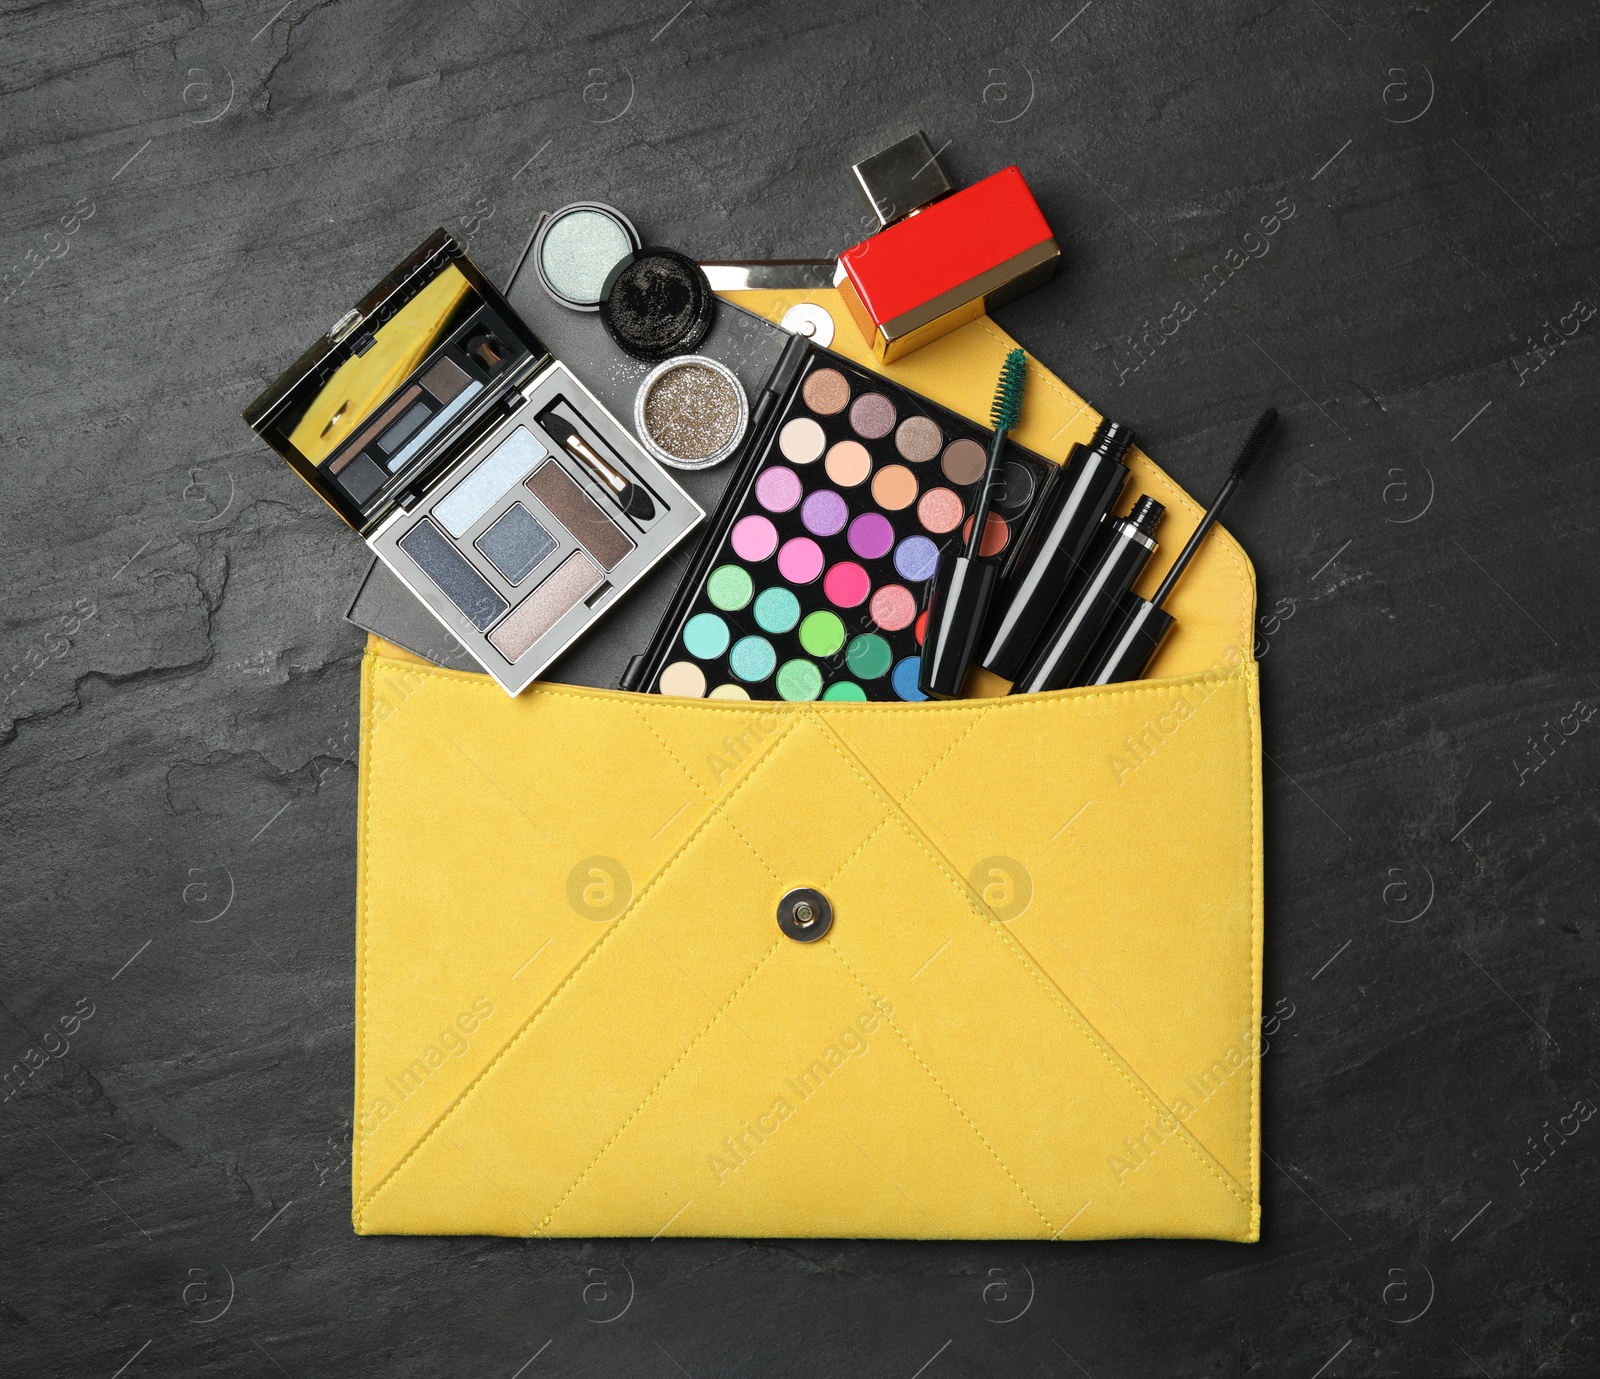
[847,512,894,560]
[893,535,939,582]
[801,488,848,536]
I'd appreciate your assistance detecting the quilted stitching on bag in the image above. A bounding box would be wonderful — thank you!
[810,713,1251,1209]
[358,670,1256,1235]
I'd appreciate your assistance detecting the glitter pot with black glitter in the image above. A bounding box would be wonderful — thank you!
[599,248,715,362]
[633,355,749,470]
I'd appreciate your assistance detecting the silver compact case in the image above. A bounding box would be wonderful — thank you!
[245,230,703,695]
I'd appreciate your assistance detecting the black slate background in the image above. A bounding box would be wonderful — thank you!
[3,1,1597,1376]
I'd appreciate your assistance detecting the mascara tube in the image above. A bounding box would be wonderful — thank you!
[978,419,1134,680]
[1075,406,1281,687]
[1072,595,1174,687]
[1009,496,1165,695]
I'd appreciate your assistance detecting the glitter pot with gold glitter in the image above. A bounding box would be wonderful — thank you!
[633,355,749,470]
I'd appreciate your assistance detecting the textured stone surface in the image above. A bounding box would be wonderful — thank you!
[2,1,1596,1375]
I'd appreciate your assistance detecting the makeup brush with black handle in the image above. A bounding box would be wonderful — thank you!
[1072,406,1279,687]
[919,347,1028,699]
[541,413,657,524]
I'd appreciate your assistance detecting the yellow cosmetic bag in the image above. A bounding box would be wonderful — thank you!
[352,290,1263,1241]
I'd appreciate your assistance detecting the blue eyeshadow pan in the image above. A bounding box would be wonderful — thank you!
[432,421,541,536]
[398,518,508,631]
[475,503,557,585]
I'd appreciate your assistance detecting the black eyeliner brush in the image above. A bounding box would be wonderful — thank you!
[919,347,1029,699]
[1072,406,1279,687]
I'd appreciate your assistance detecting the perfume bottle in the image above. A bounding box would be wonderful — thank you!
[835,131,1061,362]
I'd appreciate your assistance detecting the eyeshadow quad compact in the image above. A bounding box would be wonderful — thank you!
[622,337,1054,702]
[245,231,702,694]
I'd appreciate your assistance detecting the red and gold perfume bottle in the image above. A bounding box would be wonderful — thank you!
[835,132,1060,362]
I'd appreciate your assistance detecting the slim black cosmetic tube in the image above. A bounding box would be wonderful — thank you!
[978,419,1134,680]
[1072,595,1176,687]
[1009,495,1165,695]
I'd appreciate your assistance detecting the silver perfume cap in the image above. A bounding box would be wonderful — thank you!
[849,131,954,230]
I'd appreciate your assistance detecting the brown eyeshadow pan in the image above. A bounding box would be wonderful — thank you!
[801,367,850,415]
[525,459,635,571]
[330,384,420,474]
[895,415,942,463]
[421,355,472,404]
[941,437,988,485]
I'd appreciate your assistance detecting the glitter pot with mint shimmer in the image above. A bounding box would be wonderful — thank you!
[532,203,640,311]
[633,355,749,470]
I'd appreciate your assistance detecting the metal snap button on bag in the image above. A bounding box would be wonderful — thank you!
[777,887,832,942]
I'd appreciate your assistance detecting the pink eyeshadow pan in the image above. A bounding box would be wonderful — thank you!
[755,465,802,512]
[731,514,779,561]
[776,536,825,584]
[869,583,916,631]
[916,486,963,534]
[850,392,896,439]
[823,561,871,608]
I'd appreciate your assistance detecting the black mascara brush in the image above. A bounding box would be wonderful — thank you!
[1073,407,1279,687]
[919,348,1029,699]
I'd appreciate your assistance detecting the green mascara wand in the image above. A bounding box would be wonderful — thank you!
[964,347,1029,560]
[919,348,1030,699]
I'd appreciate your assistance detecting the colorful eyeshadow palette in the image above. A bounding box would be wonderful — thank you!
[628,339,1053,702]
[246,231,703,695]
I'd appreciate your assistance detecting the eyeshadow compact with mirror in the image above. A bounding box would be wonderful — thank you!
[244,230,703,695]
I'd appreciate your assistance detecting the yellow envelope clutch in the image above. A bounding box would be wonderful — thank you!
[352,291,1263,1241]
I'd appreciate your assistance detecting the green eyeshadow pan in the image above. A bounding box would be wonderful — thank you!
[798,611,846,657]
[845,633,893,680]
[707,564,754,611]
[776,659,823,702]
[753,587,801,634]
